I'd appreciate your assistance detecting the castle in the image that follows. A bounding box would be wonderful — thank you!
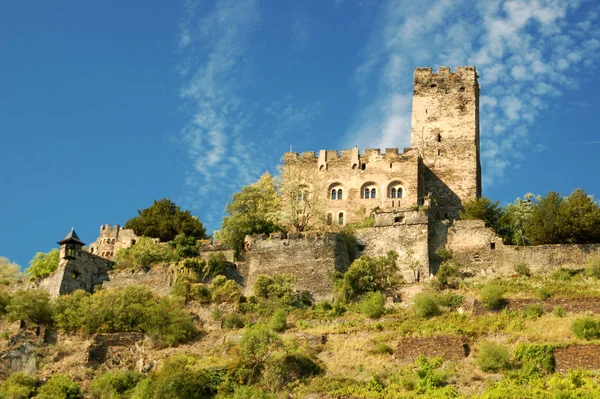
[35,67,600,300]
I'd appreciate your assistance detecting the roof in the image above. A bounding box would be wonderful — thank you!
[57,227,85,246]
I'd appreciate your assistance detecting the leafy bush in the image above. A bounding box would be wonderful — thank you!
[0,289,11,316]
[90,370,142,399]
[480,284,507,310]
[585,256,600,279]
[537,286,553,300]
[222,313,246,329]
[476,342,510,372]
[553,306,565,317]
[514,343,555,374]
[371,342,394,355]
[551,268,580,281]
[435,293,464,310]
[25,248,59,279]
[7,289,52,325]
[522,303,544,319]
[262,349,322,392]
[172,233,200,259]
[205,253,228,279]
[211,276,241,304]
[223,386,274,399]
[238,323,282,383]
[189,283,212,304]
[413,356,453,394]
[253,274,296,305]
[0,372,37,398]
[571,317,600,340]
[269,309,287,332]
[53,286,196,347]
[114,237,178,269]
[514,262,531,277]
[434,247,453,262]
[37,374,81,399]
[125,198,207,243]
[335,251,399,302]
[413,293,441,318]
[434,261,460,289]
[359,292,386,318]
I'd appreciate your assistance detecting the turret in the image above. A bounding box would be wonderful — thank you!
[57,227,85,259]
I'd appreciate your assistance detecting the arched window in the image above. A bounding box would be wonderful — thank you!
[327,213,333,225]
[328,183,343,200]
[337,189,343,200]
[387,181,405,199]
[371,188,377,199]
[338,212,344,225]
[361,182,378,199]
[331,189,337,200]
[365,189,370,199]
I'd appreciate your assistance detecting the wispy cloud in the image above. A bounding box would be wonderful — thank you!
[177,0,321,231]
[345,0,600,188]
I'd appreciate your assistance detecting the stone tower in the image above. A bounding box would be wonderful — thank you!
[410,66,481,219]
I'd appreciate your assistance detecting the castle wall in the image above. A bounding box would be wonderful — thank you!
[38,247,112,297]
[282,147,422,228]
[101,265,174,297]
[446,220,600,275]
[243,233,350,301]
[411,67,481,219]
[354,214,430,283]
[197,240,235,262]
[88,224,141,260]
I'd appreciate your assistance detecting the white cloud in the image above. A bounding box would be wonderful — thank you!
[347,0,600,188]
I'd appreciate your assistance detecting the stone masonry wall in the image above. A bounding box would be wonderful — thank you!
[411,67,481,220]
[446,220,600,276]
[88,224,142,260]
[282,147,423,228]
[354,215,430,283]
[244,233,350,301]
[38,246,112,297]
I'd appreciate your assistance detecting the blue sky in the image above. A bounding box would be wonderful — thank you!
[1,0,599,270]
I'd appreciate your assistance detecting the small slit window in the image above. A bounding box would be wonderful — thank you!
[327,213,333,225]
[394,216,404,223]
[371,188,377,199]
[331,189,337,200]
[338,212,344,225]
[361,164,366,170]
[490,242,496,250]
[437,134,441,142]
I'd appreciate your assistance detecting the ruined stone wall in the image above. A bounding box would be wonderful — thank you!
[101,264,174,297]
[88,224,142,260]
[282,147,422,228]
[411,66,481,220]
[38,246,112,297]
[197,240,235,262]
[446,220,600,276]
[353,216,430,283]
[243,233,350,301]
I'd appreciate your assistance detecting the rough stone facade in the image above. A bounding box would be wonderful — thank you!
[242,233,350,301]
[88,224,144,260]
[446,220,600,276]
[38,234,112,297]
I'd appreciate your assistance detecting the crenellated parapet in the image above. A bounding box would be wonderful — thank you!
[88,224,142,260]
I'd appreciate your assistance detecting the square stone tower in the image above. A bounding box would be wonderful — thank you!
[410,66,481,219]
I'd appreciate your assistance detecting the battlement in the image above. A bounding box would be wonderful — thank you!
[413,66,478,95]
[283,147,419,164]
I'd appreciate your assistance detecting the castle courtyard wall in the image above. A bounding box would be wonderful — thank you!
[243,233,350,301]
[446,220,600,275]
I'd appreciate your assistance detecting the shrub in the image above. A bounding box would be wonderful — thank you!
[434,261,460,289]
[514,262,531,277]
[211,276,241,304]
[25,248,60,279]
[238,324,283,383]
[222,313,246,330]
[145,297,197,348]
[0,372,37,398]
[90,370,143,399]
[413,293,441,318]
[553,306,565,317]
[253,274,296,305]
[114,237,178,269]
[262,349,322,392]
[476,342,510,372]
[537,286,553,300]
[0,288,11,316]
[269,309,287,332]
[480,284,507,310]
[434,247,453,262]
[585,256,600,279]
[336,251,399,302]
[205,253,228,278]
[189,283,212,304]
[37,374,81,399]
[436,293,464,309]
[522,303,544,319]
[359,292,386,318]
[551,268,579,281]
[7,289,52,325]
[53,289,92,333]
[514,343,555,374]
[225,386,274,399]
[371,342,394,355]
[572,317,600,340]
[413,356,454,394]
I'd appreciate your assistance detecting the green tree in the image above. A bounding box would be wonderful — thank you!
[336,251,399,302]
[459,197,503,229]
[114,237,178,269]
[0,256,23,283]
[37,374,81,399]
[26,248,59,279]
[7,289,52,325]
[524,191,563,245]
[216,173,282,254]
[125,199,207,243]
[497,193,539,245]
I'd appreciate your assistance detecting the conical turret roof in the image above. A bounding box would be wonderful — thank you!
[57,227,85,246]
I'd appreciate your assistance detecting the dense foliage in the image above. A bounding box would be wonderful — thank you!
[125,199,207,243]
[114,237,178,269]
[335,251,399,302]
[216,173,282,254]
[26,248,59,279]
[0,256,22,284]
